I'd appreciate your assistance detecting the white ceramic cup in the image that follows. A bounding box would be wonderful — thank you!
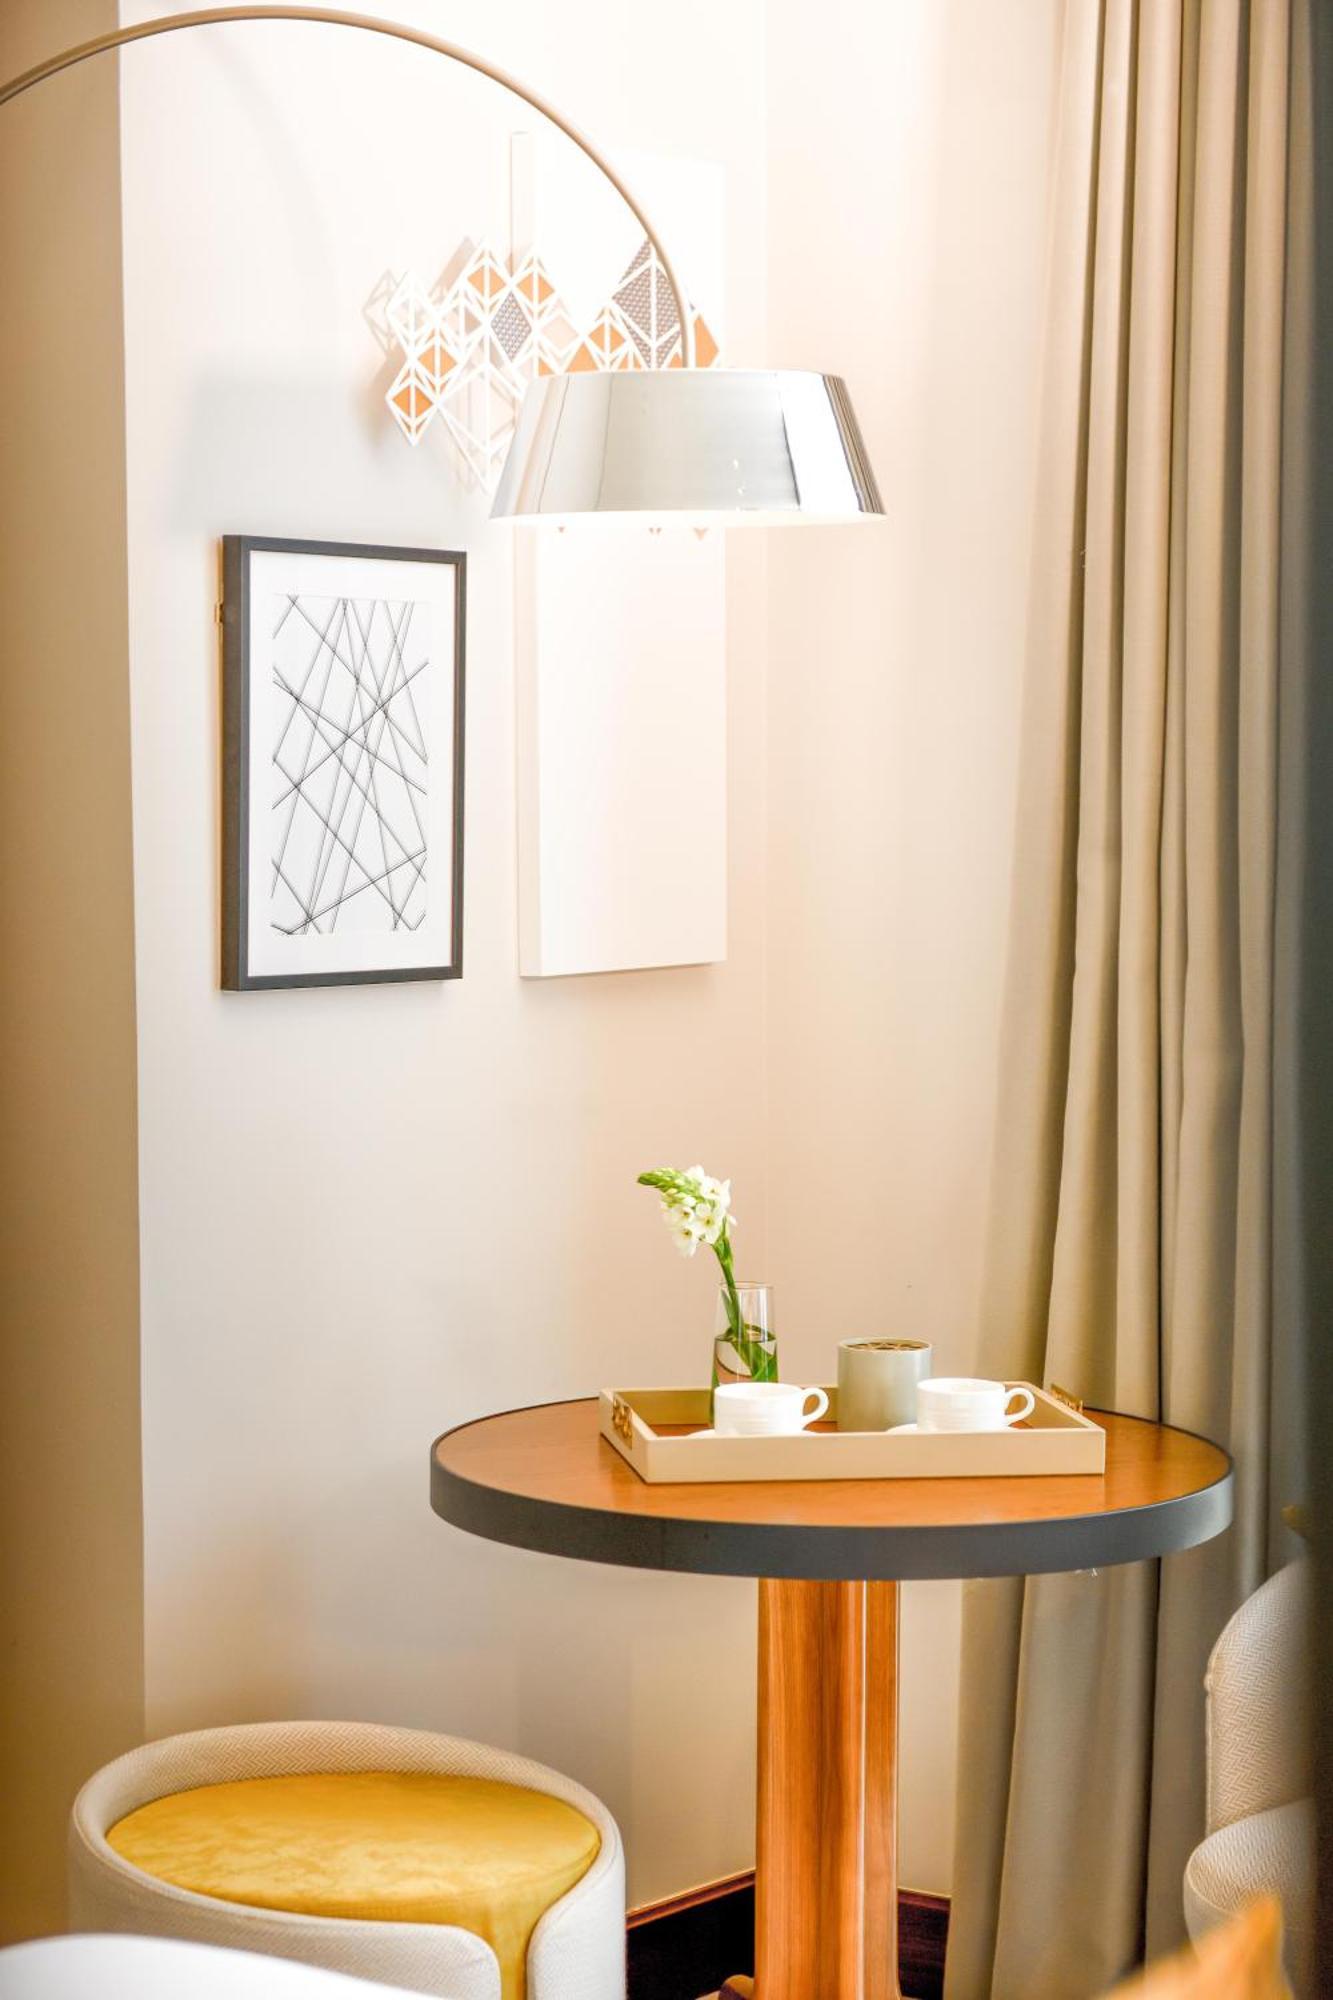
[915,1377,1036,1433]
[713,1382,830,1436]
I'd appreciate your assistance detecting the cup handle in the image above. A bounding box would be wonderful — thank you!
[1005,1386,1036,1425]
[801,1388,830,1428]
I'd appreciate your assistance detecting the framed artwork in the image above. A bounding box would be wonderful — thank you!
[221,535,465,990]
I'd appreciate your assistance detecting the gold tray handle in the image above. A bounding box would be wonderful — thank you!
[611,1396,635,1446]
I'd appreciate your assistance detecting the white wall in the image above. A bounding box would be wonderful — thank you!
[118,0,1069,1911]
[763,0,1065,1891]
[120,0,767,1905]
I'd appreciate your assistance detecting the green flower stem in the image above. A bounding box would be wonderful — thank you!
[714,1230,777,1383]
[716,1229,741,1327]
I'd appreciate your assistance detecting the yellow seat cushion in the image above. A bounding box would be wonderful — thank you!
[107,1771,601,2000]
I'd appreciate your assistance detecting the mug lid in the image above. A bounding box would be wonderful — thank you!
[843,1338,930,1351]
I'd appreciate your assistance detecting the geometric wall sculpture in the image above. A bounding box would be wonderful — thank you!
[380,238,720,493]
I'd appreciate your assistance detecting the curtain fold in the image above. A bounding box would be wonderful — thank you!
[945,2,1300,1993]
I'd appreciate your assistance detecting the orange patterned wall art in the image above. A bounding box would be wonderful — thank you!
[375,236,719,491]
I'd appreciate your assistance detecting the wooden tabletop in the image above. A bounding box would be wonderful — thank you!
[430,1399,1233,1581]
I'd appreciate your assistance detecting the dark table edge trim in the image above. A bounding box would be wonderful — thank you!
[429,1404,1235,1582]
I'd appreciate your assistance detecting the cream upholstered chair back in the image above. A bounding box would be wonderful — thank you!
[0,1934,421,1999]
[1204,1561,1311,1835]
[69,1721,626,2000]
[1183,1564,1313,1996]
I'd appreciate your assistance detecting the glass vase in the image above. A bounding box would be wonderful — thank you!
[712,1281,779,1419]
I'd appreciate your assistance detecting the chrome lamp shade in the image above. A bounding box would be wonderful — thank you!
[491,369,884,523]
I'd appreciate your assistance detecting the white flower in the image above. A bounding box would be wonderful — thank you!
[669,1211,706,1257]
[690,1175,733,1244]
[638,1164,736,1260]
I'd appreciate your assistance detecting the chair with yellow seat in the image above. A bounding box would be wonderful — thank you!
[68,1721,625,2000]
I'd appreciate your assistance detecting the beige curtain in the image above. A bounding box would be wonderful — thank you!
[945,2,1304,1994]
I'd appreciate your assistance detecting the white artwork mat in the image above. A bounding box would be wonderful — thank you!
[243,547,460,981]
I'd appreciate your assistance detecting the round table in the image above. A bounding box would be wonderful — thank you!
[431,1400,1232,2000]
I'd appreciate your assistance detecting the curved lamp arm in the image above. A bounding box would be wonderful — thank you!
[0,3,696,366]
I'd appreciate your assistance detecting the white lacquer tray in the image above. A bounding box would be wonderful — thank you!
[599,1383,1105,1483]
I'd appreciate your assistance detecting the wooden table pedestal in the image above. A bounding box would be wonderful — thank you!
[754,1580,900,2000]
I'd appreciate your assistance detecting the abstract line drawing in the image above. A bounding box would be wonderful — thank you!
[269,592,430,938]
[374,237,719,489]
[221,537,465,992]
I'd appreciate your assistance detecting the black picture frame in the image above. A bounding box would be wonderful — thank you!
[220,535,466,991]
